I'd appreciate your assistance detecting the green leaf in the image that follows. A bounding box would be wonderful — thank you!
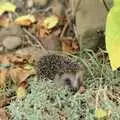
[105,0,120,70]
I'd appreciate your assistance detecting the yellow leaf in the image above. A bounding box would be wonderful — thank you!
[0,2,16,15]
[16,86,26,99]
[95,108,107,119]
[15,15,36,26]
[42,15,58,29]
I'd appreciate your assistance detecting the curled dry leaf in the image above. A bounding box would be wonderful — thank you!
[8,53,31,65]
[61,37,80,53]
[62,39,73,53]
[0,53,35,88]
[9,67,35,85]
[15,15,36,26]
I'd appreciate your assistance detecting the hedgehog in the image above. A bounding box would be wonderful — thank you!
[36,52,84,91]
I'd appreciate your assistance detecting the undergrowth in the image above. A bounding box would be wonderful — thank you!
[7,49,120,120]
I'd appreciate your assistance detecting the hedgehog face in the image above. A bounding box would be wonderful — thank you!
[55,71,83,91]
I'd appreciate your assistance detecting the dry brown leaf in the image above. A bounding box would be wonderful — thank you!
[0,52,35,88]
[0,54,10,88]
[36,20,51,38]
[0,70,6,88]
[72,41,80,51]
[0,54,10,65]
[62,37,80,53]
[0,108,8,120]
[62,38,73,53]
[0,96,11,108]
[7,53,31,65]
[9,67,35,85]
[36,27,50,38]
[19,81,28,89]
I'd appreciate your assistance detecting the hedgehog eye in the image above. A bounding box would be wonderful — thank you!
[64,78,71,85]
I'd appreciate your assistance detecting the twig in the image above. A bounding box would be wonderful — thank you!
[103,0,110,12]
[95,88,100,109]
[60,22,69,38]
[69,0,82,17]
[25,35,34,46]
[103,86,108,101]
[23,28,47,53]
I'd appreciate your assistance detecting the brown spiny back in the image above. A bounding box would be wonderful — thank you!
[36,53,82,80]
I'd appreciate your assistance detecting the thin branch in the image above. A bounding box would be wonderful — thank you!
[23,28,47,53]
[103,0,110,11]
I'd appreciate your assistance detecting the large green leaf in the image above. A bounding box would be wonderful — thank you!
[106,0,120,70]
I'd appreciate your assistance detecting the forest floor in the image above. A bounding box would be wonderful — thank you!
[0,0,120,120]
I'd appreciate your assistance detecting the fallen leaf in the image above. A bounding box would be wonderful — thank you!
[8,53,30,65]
[0,108,8,120]
[0,54,10,88]
[62,38,73,53]
[72,41,80,51]
[95,108,107,119]
[15,15,36,26]
[0,2,16,15]
[19,81,28,89]
[36,28,50,38]
[62,37,80,53]
[41,15,58,29]
[16,86,26,99]
[0,97,11,108]
[9,67,35,85]
[0,70,6,88]
[0,53,35,88]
